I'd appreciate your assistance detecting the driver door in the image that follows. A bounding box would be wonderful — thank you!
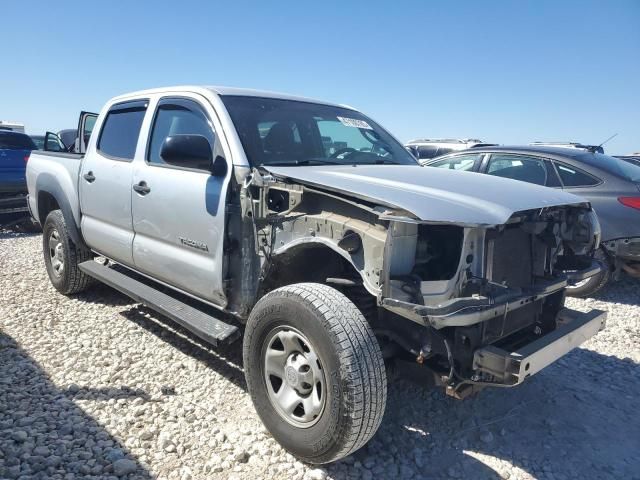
[131,94,232,306]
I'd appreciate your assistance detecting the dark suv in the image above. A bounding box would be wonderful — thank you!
[423,145,640,296]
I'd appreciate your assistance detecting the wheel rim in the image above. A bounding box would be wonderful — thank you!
[48,229,64,277]
[263,327,326,428]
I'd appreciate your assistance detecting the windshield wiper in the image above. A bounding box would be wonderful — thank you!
[261,159,344,167]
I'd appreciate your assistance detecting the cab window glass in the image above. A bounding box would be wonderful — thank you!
[98,101,147,160]
[429,154,479,171]
[148,98,215,170]
[487,154,548,186]
[554,162,600,187]
[417,145,438,160]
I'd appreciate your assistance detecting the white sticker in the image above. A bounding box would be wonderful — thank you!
[337,116,372,130]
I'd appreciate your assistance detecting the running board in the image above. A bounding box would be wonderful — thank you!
[79,261,240,346]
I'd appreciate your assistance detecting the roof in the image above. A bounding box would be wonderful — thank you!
[407,138,483,145]
[468,144,608,161]
[108,85,354,110]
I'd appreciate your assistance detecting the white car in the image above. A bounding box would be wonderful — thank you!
[405,138,495,160]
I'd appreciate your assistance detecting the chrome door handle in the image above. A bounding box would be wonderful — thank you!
[133,181,151,195]
[83,171,96,183]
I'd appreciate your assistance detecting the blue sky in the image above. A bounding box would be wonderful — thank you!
[2,0,639,153]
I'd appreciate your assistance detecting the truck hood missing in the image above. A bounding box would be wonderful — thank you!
[265,164,589,225]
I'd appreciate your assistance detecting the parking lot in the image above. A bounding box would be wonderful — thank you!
[0,229,638,480]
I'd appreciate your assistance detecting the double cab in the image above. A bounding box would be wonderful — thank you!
[27,86,605,464]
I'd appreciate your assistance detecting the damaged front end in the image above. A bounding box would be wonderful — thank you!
[230,166,606,399]
[379,206,606,397]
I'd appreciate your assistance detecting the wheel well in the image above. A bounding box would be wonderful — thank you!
[262,244,361,293]
[259,244,378,323]
[37,191,60,225]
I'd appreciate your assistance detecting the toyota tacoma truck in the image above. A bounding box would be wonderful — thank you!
[27,86,606,464]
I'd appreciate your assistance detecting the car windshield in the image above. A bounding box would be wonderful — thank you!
[0,132,37,150]
[221,95,418,167]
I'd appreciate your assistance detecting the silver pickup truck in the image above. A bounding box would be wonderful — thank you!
[26,86,606,464]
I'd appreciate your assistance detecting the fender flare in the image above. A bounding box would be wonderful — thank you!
[35,174,85,248]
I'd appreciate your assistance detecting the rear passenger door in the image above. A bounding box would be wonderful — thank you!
[79,100,148,266]
[130,95,231,306]
[481,153,561,187]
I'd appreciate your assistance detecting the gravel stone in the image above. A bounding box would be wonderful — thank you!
[1,232,638,479]
[112,458,137,476]
[11,430,28,442]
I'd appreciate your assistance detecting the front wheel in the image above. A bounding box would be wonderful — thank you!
[243,283,387,464]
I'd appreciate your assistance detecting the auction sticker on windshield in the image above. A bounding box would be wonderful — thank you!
[337,116,372,129]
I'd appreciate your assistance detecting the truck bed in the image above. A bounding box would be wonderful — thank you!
[26,151,84,226]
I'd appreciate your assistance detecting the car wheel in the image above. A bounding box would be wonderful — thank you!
[243,283,387,464]
[566,247,611,298]
[43,210,94,295]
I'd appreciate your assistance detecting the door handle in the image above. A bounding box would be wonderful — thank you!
[133,181,151,195]
[83,171,96,183]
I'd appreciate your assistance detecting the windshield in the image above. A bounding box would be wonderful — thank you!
[221,96,418,167]
[0,132,37,150]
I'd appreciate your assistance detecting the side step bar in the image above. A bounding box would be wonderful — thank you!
[79,261,240,346]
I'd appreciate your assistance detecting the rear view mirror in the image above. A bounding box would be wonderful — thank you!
[160,134,213,171]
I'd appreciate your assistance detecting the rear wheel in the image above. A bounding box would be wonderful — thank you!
[43,210,94,295]
[243,283,387,464]
[566,247,611,298]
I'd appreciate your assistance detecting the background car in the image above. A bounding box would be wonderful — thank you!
[423,145,640,296]
[404,138,496,161]
[530,141,605,154]
[0,130,38,229]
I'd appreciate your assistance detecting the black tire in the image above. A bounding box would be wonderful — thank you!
[566,247,611,298]
[243,283,387,464]
[42,210,94,295]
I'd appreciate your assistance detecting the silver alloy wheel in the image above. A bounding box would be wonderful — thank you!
[263,327,326,428]
[48,229,64,277]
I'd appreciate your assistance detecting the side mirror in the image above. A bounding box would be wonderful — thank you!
[160,134,213,171]
[211,155,227,177]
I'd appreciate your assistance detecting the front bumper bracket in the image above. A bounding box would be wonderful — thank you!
[472,308,606,385]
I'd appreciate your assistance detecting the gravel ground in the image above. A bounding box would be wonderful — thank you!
[1,231,639,480]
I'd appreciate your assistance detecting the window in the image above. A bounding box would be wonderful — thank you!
[486,154,549,186]
[435,147,453,157]
[221,95,417,167]
[544,160,562,187]
[83,115,97,147]
[0,132,36,150]
[428,154,479,171]
[416,145,438,160]
[554,162,600,187]
[97,100,147,160]
[147,98,215,170]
